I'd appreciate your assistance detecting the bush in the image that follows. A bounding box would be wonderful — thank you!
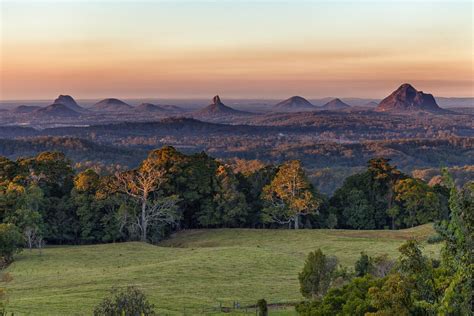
[426,233,444,244]
[256,298,268,316]
[0,224,23,267]
[93,286,155,316]
[299,249,339,299]
[355,252,372,277]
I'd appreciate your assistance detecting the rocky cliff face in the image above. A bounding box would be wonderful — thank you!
[376,84,443,113]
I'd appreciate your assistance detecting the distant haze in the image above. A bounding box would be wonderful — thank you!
[1,1,472,100]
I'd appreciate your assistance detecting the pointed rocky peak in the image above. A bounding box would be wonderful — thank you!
[212,95,222,105]
[376,83,443,113]
[195,95,250,117]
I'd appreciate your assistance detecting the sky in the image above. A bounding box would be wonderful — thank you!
[0,0,473,100]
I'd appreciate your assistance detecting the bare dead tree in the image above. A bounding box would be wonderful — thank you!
[115,159,179,242]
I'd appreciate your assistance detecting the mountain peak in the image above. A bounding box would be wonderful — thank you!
[92,98,132,112]
[274,96,314,112]
[195,95,249,117]
[53,94,83,112]
[376,83,443,113]
[320,98,350,110]
[212,95,222,105]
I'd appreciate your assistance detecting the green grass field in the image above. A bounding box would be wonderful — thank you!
[2,224,440,315]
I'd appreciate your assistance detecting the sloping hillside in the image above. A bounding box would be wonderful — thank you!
[4,225,439,315]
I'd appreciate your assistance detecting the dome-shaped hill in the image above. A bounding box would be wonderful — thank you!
[91,98,132,112]
[320,98,351,111]
[274,96,315,112]
[53,95,84,112]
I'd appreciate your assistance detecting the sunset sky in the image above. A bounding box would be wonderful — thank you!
[0,0,473,100]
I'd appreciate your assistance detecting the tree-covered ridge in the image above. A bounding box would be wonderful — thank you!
[1,136,471,174]
[0,148,452,251]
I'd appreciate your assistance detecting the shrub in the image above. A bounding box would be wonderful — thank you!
[93,286,155,316]
[426,233,444,244]
[299,249,339,299]
[0,224,23,267]
[256,298,268,316]
[355,252,372,277]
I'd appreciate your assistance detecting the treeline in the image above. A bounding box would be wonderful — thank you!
[0,147,450,247]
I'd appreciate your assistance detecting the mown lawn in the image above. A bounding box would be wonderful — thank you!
[2,224,440,315]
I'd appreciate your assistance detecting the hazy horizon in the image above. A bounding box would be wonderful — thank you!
[1,0,473,99]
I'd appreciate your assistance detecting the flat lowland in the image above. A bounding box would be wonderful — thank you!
[3,224,440,315]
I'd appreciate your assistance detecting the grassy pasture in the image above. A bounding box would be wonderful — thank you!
[2,224,439,315]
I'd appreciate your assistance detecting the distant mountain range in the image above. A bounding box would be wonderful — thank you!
[376,84,445,113]
[2,84,472,127]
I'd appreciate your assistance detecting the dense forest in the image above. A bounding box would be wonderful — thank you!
[1,135,472,171]
[0,147,452,251]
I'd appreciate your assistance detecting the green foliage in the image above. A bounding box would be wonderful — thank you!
[354,252,372,277]
[0,224,23,266]
[435,174,473,315]
[237,165,277,228]
[397,240,438,312]
[426,233,443,244]
[72,170,122,243]
[296,275,383,316]
[329,158,447,230]
[299,249,339,299]
[208,165,249,227]
[93,286,156,316]
[367,273,414,316]
[394,178,441,228]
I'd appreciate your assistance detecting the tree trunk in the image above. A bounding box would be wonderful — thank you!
[141,198,147,242]
[294,214,299,229]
